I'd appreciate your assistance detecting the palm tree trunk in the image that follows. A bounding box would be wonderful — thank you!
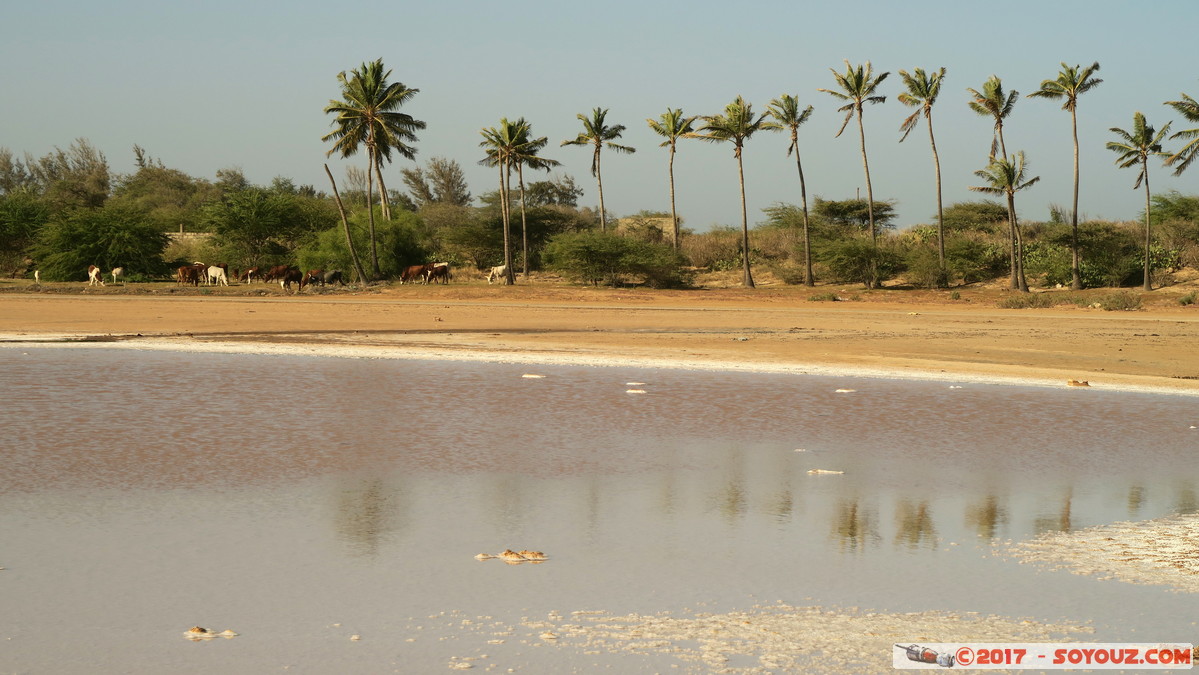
[1143,162,1152,291]
[793,133,814,286]
[1009,192,1028,292]
[1070,108,1082,290]
[517,162,530,278]
[595,146,607,232]
[365,149,380,278]
[324,164,368,284]
[927,110,945,270]
[856,108,876,245]
[374,159,392,221]
[668,146,679,250]
[737,151,755,288]
[498,161,514,285]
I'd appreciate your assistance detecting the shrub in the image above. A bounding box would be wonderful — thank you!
[817,237,905,289]
[807,292,841,302]
[31,203,171,281]
[545,230,689,288]
[996,293,1058,309]
[1178,291,1197,306]
[1095,292,1143,311]
[903,246,949,289]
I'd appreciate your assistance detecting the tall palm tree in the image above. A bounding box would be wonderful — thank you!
[323,59,425,278]
[969,152,1041,292]
[898,67,948,269]
[561,108,635,231]
[508,120,561,277]
[1107,112,1172,291]
[818,60,890,244]
[764,95,816,285]
[694,96,769,288]
[966,75,1019,160]
[1027,62,1102,290]
[479,119,523,285]
[1164,92,1199,176]
[646,108,697,250]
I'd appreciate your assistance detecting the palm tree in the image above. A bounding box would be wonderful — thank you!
[898,67,948,269]
[969,152,1041,292]
[1027,62,1102,290]
[323,59,425,278]
[508,121,561,277]
[967,75,1019,160]
[479,119,523,285]
[1107,112,1172,291]
[1164,92,1199,176]
[764,95,816,285]
[646,108,697,250]
[561,108,635,231]
[818,60,890,244]
[694,96,769,288]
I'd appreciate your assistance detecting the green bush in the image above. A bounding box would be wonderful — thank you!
[903,246,949,289]
[31,203,171,281]
[943,234,1008,285]
[545,230,689,288]
[807,292,841,302]
[817,237,904,289]
[1178,291,1197,306]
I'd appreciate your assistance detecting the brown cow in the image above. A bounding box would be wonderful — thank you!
[426,262,451,284]
[262,265,291,282]
[87,265,105,286]
[240,267,261,283]
[279,267,304,292]
[176,265,201,286]
[400,264,431,284]
[304,269,324,287]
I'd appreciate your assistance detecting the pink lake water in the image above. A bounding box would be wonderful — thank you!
[1,347,1196,673]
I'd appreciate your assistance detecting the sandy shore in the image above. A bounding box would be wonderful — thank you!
[2,283,1198,395]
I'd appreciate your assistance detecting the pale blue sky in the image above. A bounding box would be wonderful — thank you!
[4,0,1197,230]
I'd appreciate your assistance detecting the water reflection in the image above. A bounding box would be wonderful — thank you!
[965,495,1008,540]
[833,499,881,553]
[894,500,937,550]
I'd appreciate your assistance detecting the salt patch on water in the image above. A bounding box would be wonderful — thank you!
[517,603,1090,674]
[1001,512,1199,593]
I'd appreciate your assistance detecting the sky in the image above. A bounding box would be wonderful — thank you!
[4,0,1198,231]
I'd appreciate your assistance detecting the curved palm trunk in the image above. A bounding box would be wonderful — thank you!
[668,145,679,250]
[1142,161,1152,291]
[1008,192,1028,292]
[517,162,530,278]
[324,164,368,284]
[594,145,607,231]
[737,150,755,288]
[365,148,380,278]
[792,132,814,286]
[498,161,514,285]
[1070,108,1082,290]
[927,109,945,269]
[856,108,877,244]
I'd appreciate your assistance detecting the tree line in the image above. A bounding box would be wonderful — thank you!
[2,58,1198,291]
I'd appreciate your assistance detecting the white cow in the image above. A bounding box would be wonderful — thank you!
[487,265,507,284]
[207,266,229,286]
[111,267,125,285]
[87,265,105,286]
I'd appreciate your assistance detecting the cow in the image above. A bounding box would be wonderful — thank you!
[240,267,261,283]
[176,265,201,286]
[207,266,229,286]
[400,264,430,284]
[110,267,125,285]
[427,262,451,284]
[304,269,325,287]
[262,265,291,283]
[322,270,344,286]
[487,265,508,284]
[33,270,40,286]
[279,267,304,292]
[87,265,105,286]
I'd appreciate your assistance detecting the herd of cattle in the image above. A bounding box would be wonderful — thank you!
[78,261,468,292]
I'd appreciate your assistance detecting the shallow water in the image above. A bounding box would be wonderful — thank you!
[1,347,1196,673]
